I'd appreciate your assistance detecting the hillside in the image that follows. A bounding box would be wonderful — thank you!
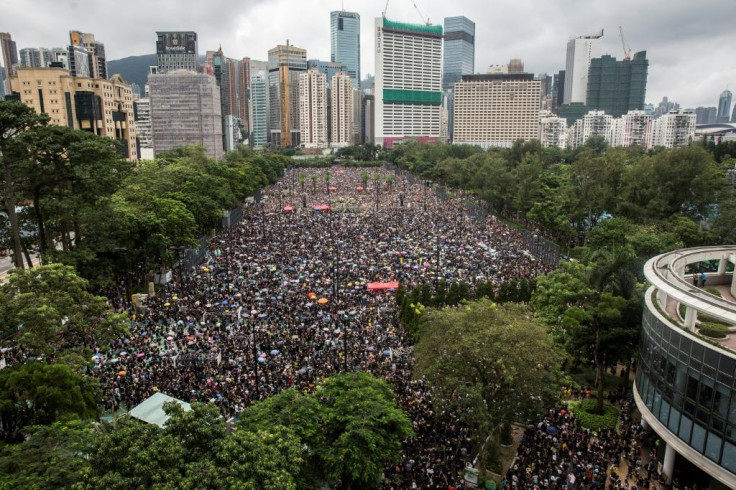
[107,53,157,90]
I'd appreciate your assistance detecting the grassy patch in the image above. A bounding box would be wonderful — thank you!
[698,313,730,326]
[569,399,620,430]
[705,288,722,298]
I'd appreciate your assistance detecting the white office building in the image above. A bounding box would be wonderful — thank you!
[374,17,443,147]
[563,29,603,105]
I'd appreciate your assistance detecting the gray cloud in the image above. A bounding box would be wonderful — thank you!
[2,0,734,108]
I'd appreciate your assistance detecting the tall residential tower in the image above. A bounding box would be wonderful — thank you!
[330,11,360,87]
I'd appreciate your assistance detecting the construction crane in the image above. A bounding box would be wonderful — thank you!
[410,0,430,25]
[618,26,632,61]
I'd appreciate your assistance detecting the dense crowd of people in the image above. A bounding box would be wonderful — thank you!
[89,167,554,487]
[504,401,669,490]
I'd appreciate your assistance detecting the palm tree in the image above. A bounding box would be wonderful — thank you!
[299,172,306,194]
[324,171,331,194]
[310,174,317,194]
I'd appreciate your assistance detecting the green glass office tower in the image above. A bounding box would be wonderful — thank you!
[330,11,360,87]
[586,51,648,118]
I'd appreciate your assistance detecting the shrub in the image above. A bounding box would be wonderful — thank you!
[569,399,619,430]
[500,422,513,446]
[698,322,729,338]
[705,288,722,298]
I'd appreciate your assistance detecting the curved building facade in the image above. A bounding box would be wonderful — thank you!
[637,246,736,488]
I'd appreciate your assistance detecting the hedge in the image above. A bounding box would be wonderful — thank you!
[698,322,729,338]
[569,399,620,430]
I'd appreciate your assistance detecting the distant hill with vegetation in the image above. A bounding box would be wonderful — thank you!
[107,54,157,91]
[108,54,209,92]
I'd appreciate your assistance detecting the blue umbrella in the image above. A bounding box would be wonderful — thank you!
[270,349,280,355]
[546,425,558,435]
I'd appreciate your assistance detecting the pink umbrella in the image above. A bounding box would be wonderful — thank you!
[137,353,144,358]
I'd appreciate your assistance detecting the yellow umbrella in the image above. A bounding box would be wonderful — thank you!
[164,302,171,306]
[317,298,328,304]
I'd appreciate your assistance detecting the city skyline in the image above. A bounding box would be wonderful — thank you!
[2,0,735,109]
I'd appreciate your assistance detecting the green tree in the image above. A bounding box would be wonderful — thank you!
[0,362,99,442]
[532,250,642,412]
[316,373,413,489]
[0,419,93,488]
[0,100,49,268]
[0,264,128,360]
[239,373,412,490]
[414,300,560,444]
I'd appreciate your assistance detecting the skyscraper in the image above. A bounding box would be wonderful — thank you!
[298,69,327,148]
[330,11,360,87]
[67,46,90,78]
[156,32,198,73]
[586,51,648,118]
[69,31,107,79]
[563,29,603,105]
[250,72,268,148]
[375,17,443,147]
[0,33,18,95]
[694,107,717,125]
[442,16,475,91]
[19,48,53,68]
[331,71,354,147]
[717,89,732,123]
[148,71,223,159]
[268,42,307,148]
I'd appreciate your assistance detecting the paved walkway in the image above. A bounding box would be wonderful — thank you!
[665,283,736,351]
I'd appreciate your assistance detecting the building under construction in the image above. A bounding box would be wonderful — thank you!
[267,42,307,148]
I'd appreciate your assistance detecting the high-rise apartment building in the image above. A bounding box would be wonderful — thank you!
[330,71,354,147]
[307,60,347,88]
[563,29,603,105]
[1,33,19,95]
[250,72,268,148]
[330,11,360,87]
[268,42,307,148]
[586,51,648,118]
[442,16,475,91]
[695,106,718,125]
[133,97,154,160]
[0,69,5,99]
[652,110,696,148]
[19,48,54,68]
[453,73,541,148]
[568,110,613,149]
[148,71,223,159]
[298,69,327,148]
[375,17,443,147]
[539,111,568,149]
[362,94,375,144]
[717,89,732,123]
[617,110,653,149]
[10,67,137,160]
[69,31,107,79]
[156,32,198,74]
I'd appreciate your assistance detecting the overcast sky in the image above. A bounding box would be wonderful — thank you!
[3,0,735,109]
